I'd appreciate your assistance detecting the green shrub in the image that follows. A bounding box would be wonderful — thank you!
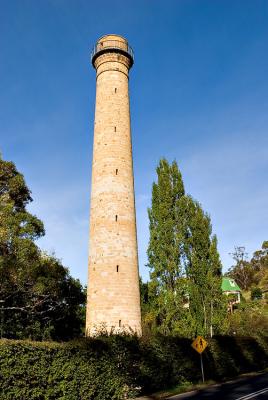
[251,287,263,300]
[0,334,268,399]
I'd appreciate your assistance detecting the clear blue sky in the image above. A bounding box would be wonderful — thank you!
[1,0,267,284]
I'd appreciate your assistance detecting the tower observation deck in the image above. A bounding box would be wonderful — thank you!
[91,37,134,67]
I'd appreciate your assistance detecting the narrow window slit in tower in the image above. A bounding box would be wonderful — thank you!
[116,265,119,272]
[119,320,121,327]
[114,126,116,132]
[116,169,118,175]
[115,88,117,93]
[115,215,118,222]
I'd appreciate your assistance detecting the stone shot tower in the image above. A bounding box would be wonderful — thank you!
[86,34,142,335]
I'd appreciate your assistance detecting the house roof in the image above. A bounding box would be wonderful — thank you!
[221,277,241,292]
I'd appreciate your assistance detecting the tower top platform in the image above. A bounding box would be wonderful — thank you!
[91,34,134,68]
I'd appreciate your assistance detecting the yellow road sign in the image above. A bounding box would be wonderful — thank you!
[191,336,208,354]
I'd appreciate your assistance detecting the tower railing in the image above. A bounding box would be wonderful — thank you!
[91,40,134,65]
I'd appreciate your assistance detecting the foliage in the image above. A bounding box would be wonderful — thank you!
[0,158,85,340]
[224,242,268,337]
[251,242,268,290]
[226,301,268,338]
[227,242,268,291]
[147,159,185,290]
[146,159,188,334]
[1,334,268,399]
[227,247,256,290]
[251,287,263,300]
[182,197,223,336]
[146,159,223,337]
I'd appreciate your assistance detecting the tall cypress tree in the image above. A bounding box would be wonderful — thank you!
[147,158,223,337]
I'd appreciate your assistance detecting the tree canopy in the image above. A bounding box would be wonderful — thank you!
[0,158,85,340]
[146,158,224,337]
[227,242,268,292]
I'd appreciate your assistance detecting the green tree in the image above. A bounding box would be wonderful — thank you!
[147,159,186,334]
[139,277,154,334]
[251,241,268,290]
[227,246,258,290]
[0,158,85,340]
[147,158,223,337]
[227,241,268,311]
[251,287,263,300]
[181,196,223,336]
[147,159,185,290]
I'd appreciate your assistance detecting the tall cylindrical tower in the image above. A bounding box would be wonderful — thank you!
[86,34,141,336]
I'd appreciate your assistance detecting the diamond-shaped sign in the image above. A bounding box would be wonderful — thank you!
[191,336,208,354]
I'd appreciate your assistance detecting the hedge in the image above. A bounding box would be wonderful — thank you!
[0,334,268,399]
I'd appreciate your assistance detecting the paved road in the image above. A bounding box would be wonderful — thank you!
[167,372,268,399]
